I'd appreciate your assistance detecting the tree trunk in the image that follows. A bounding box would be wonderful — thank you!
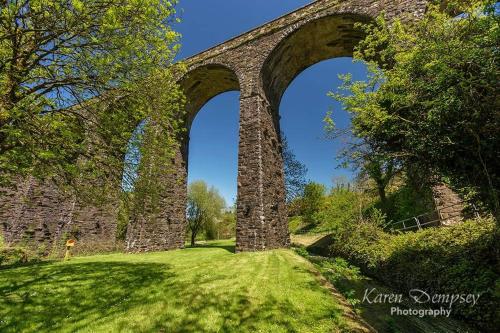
[377,183,390,216]
[191,231,196,247]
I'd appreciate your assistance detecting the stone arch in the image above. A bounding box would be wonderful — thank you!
[178,63,241,164]
[261,13,372,109]
[179,63,241,130]
[125,63,241,252]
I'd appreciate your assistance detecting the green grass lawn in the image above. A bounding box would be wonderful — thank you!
[0,240,371,333]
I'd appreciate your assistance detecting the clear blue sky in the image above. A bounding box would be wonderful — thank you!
[175,1,368,205]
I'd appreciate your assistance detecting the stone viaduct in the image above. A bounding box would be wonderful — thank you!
[1,0,439,253]
[126,0,430,252]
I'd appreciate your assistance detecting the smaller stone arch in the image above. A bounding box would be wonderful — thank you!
[179,63,241,131]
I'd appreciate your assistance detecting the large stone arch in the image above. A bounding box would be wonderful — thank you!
[181,64,241,128]
[261,13,372,109]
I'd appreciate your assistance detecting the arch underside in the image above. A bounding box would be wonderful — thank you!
[180,64,240,130]
[262,13,371,109]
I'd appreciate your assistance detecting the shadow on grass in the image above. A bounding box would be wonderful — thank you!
[0,258,58,271]
[0,261,174,333]
[187,242,236,254]
[145,269,346,333]
[0,251,346,332]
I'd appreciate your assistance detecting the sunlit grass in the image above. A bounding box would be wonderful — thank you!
[0,240,367,333]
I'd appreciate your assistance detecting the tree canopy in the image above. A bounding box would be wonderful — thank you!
[328,0,499,215]
[187,181,226,246]
[282,132,308,203]
[0,0,184,200]
[302,182,326,224]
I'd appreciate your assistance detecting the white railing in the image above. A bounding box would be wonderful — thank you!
[383,203,479,232]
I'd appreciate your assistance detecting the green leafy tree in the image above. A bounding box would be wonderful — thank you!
[281,132,308,202]
[361,156,397,213]
[315,189,367,232]
[329,1,500,216]
[187,181,226,246]
[302,182,326,224]
[325,113,399,215]
[216,210,236,240]
[0,0,182,193]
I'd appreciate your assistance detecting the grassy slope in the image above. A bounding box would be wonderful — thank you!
[291,237,479,333]
[0,240,371,333]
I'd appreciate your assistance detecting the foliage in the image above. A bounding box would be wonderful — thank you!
[293,245,309,258]
[299,182,326,225]
[310,257,364,308]
[374,180,435,222]
[116,192,132,241]
[281,132,308,202]
[215,210,237,240]
[288,215,305,234]
[289,173,436,234]
[0,244,41,267]
[125,69,185,220]
[329,1,500,215]
[329,218,499,331]
[0,240,365,332]
[325,112,400,214]
[313,189,366,232]
[0,247,28,267]
[286,196,304,218]
[187,181,225,246]
[0,0,183,204]
[303,253,478,333]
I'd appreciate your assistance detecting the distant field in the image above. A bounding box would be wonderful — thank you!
[0,240,371,333]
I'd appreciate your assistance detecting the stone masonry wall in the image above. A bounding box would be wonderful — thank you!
[125,144,187,252]
[432,183,466,226]
[0,177,117,253]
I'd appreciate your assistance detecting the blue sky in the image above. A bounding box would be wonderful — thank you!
[175,1,368,205]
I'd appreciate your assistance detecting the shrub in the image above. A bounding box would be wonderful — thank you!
[329,218,499,332]
[0,246,42,268]
[313,190,363,232]
[293,246,309,258]
[302,182,326,224]
[288,215,305,234]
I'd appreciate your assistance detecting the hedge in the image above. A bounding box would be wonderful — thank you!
[328,218,499,332]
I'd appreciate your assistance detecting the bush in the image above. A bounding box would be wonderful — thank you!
[0,247,41,267]
[329,218,499,332]
[302,182,326,224]
[313,190,363,232]
[288,215,305,234]
[293,246,309,258]
[369,182,434,223]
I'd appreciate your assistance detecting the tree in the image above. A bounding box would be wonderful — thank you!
[281,132,308,202]
[325,111,399,213]
[0,0,182,191]
[187,181,225,246]
[216,210,236,240]
[329,1,500,216]
[302,182,326,224]
[360,156,397,213]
